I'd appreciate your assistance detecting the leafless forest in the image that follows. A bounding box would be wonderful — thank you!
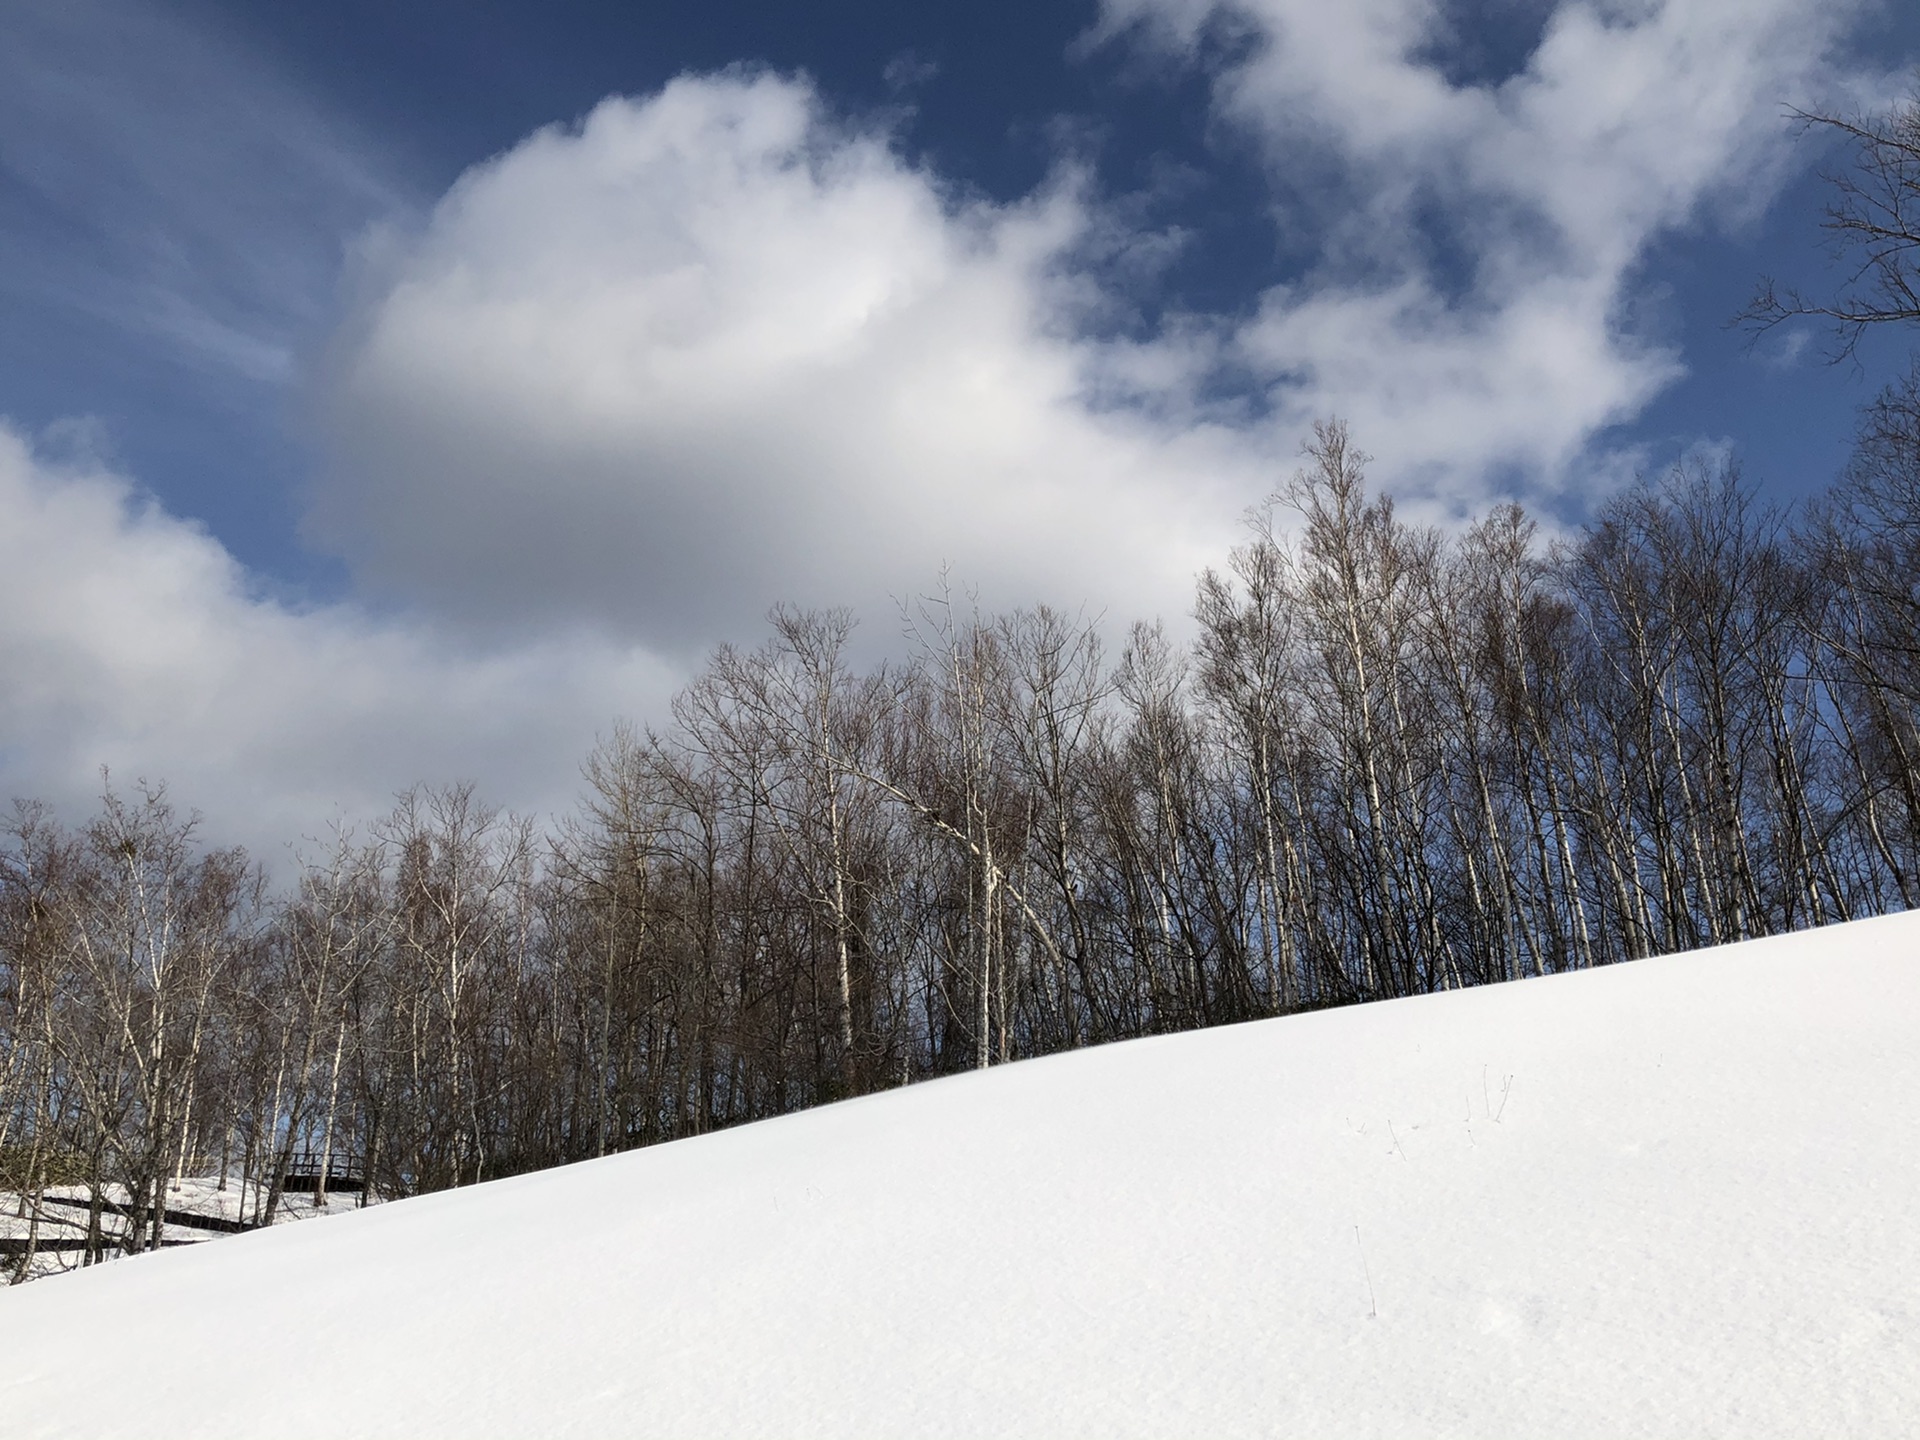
[6,398,1920,1276]
[6,87,1920,1282]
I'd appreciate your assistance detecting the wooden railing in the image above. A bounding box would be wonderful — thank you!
[280,1150,366,1194]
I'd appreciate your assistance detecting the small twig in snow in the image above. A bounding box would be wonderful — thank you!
[1355,1225,1378,1320]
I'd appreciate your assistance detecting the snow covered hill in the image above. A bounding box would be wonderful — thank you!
[2,913,1916,1438]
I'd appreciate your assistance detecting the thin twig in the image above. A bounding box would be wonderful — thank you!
[1355,1225,1377,1320]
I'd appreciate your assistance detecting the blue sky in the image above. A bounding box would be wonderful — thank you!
[2,0,1918,853]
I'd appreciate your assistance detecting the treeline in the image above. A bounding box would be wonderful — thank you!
[6,400,1920,1276]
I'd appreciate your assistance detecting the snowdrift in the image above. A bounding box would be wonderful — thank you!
[2,914,1916,1438]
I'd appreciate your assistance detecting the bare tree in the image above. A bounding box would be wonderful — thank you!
[1744,81,1920,354]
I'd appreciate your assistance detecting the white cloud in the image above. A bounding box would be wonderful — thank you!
[314,70,1261,654]
[1097,0,1870,511]
[0,0,410,385]
[3,2,1899,854]
[0,424,674,861]
[312,6,1878,656]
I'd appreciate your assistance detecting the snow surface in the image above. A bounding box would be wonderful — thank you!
[2,913,1917,1437]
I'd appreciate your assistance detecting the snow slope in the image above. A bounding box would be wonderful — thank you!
[2,914,1916,1438]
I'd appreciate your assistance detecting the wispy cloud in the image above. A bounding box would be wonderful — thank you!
[1093,0,1873,510]
[0,0,413,387]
